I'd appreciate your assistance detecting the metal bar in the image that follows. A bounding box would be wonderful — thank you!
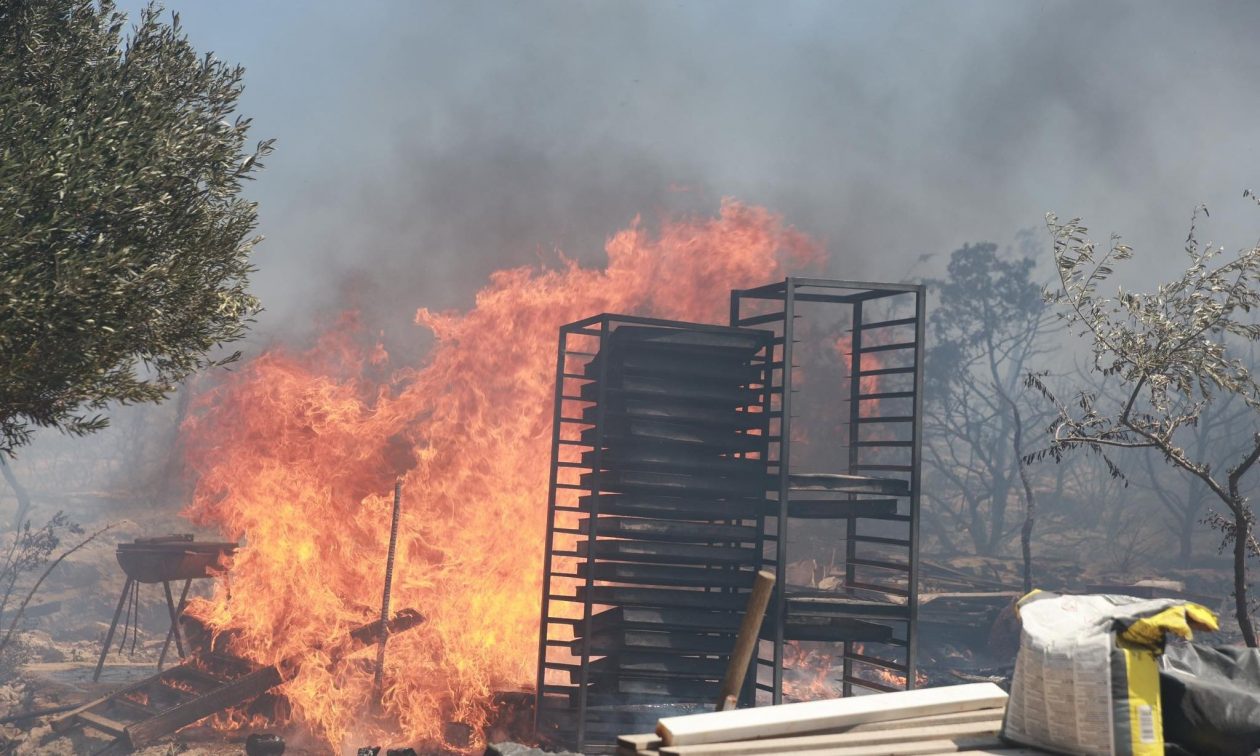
[857,341,918,353]
[851,534,912,546]
[773,280,795,705]
[534,327,570,738]
[93,577,132,683]
[850,580,911,597]
[850,557,911,572]
[159,581,185,660]
[158,579,191,669]
[840,675,900,694]
[731,281,789,298]
[750,313,774,708]
[372,478,403,707]
[849,652,908,673]
[844,299,863,697]
[736,311,790,327]
[787,277,925,294]
[574,317,613,751]
[848,316,918,330]
[907,287,926,690]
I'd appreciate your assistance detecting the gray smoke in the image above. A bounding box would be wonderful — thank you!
[118,0,1260,344]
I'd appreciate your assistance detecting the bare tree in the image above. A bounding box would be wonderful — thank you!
[1028,202,1260,645]
[1128,390,1255,563]
[923,242,1058,557]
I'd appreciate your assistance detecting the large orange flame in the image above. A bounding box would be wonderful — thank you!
[180,200,823,752]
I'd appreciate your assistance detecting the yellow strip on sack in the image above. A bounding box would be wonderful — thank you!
[1121,643,1163,755]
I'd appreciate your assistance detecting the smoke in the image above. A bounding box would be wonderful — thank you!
[7,0,1260,611]
[94,0,1255,347]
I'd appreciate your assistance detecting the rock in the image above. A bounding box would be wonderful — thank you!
[817,575,842,591]
[16,631,67,663]
[484,743,582,756]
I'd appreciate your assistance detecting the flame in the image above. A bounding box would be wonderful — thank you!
[782,641,836,701]
[833,334,882,418]
[179,200,823,751]
[784,641,927,700]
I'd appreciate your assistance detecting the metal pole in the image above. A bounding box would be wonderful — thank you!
[374,478,403,705]
[844,300,864,696]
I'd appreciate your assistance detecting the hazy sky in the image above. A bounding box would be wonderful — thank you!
[111,0,1260,346]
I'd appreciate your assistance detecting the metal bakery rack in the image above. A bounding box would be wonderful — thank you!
[534,315,774,752]
[535,278,925,752]
[731,278,924,704]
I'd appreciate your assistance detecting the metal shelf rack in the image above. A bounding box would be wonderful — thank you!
[730,278,925,704]
[535,314,774,752]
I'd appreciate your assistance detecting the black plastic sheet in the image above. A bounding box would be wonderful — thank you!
[1161,640,1260,756]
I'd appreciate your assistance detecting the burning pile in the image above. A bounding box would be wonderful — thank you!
[178,201,823,751]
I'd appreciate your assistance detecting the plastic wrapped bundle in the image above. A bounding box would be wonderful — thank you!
[1002,590,1218,756]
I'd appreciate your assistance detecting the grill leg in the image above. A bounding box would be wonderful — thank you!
[159,580,186,668]
[94,577,133,682]
[158,579,192,668]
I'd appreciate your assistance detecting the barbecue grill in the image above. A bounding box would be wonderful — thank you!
[94,534,238,682]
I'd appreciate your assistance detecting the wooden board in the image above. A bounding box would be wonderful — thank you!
[618,706,1010,752]
[764,739,1006,756]
[52,608,426,749]
[658,720,1003,755]
[656,683,1008,746]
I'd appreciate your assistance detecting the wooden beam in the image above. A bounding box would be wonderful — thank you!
[656,683,1008,746]
[711,737,1007,756]
[75,711,126,738]
[56,608,426,749]
[658,720,1002,755]
[618,732,662,751]
[716,570,775,710]
[618,707,1009,752]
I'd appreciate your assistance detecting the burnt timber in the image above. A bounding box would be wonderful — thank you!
[52,608,425,751]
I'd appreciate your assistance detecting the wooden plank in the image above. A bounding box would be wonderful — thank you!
[55,608,426,750]
[617,732,662,752]
[834,708,1006,731]
[49,672,167,734]
[76,711,127,737]
[126,608,424,748]
[716,570,775,709]
[657,721,1002,755]
[616,708,1007,750]
[953,750,1049,755]
[124,665,283,748]
[710,737,1006,756]
[656,683,1008,746]
[947,745,1048,750]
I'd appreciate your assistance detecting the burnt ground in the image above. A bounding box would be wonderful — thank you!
[0,492,1243,754]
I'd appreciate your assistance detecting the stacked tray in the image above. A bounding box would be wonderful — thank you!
[568,324,772,716]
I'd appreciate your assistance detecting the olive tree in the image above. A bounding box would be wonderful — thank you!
[1029,201,1260,645]
[0,0,272,454]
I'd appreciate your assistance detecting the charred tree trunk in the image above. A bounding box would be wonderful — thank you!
[1228,494,1257,647]
[1003,394,1036,594]
[0,459,32,531]
[1232,504,1256,647]
[1224,436,1260,647]
[1179,512,1195,564]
